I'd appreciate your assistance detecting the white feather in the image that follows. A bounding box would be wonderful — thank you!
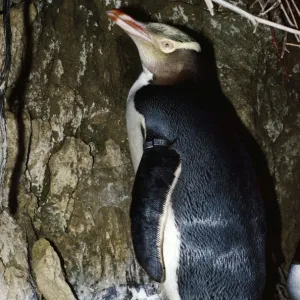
[288,264,300,300]
[126,67,153,173]
[162,164,182,300]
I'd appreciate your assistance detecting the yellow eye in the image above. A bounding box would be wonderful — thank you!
[160,40,175,53]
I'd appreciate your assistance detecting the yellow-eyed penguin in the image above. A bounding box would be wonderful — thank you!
[107,9,267,300]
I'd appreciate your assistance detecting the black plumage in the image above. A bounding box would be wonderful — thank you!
[133,81,266,299]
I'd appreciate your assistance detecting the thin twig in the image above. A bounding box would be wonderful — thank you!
[259,1,280,17]
[290,0,300,18]
[204,0,215,16]
[253,23,259,33]
[250,0,260,9]
[284,0,298,28]
[271,28,289,79]
[271,26,279,49]
[258,0,265,9]
[282,0,300,42]
[211,0,300,36]
[257,0,267,14]
[280,2,296,27]
[281,31,287,58]
[286,42,300,47]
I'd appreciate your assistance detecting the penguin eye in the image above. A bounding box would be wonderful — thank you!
[160,40,175,53]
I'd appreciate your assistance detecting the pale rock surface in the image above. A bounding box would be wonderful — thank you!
[32,238,76,300]
[0,211,37,300]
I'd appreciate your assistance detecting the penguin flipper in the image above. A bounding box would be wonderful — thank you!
[130,146,180,283]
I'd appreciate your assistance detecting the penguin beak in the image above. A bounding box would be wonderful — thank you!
[107,9,153,43]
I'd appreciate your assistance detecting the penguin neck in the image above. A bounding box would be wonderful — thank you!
[152,68,200,85]
[142,65,203,87]
[142,51,203,86]
[128,66,153,101]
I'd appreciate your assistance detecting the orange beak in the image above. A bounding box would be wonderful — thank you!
[107,9,153,43]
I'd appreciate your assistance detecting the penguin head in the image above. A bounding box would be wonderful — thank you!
[107,9,201,85]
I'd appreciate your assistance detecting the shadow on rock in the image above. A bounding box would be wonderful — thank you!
[8,1,33,215]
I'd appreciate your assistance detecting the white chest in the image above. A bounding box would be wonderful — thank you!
[126,69,153,173]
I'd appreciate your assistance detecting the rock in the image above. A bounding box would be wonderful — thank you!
[32,238,76,300]
[34,137,93,234]
[0,0,22,11]
[26,119,52,198]
[0,211,37,300]
[0,2,38,87]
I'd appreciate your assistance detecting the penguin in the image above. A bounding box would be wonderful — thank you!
[107,9,266,299]
[287,240,300,300]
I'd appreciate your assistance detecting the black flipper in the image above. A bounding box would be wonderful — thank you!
[130,146,180,283]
